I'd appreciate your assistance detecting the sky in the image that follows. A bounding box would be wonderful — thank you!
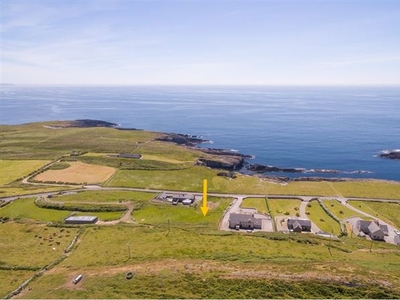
[1,0,400,85]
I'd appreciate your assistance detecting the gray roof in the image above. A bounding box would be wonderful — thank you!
[357,220,371,232]
[287,218,311,227]
[379,224,389,235]
[229,213,262,227]
[118,153,141,159]
[368,222,382,234]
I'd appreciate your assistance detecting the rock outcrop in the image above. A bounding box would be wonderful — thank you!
[196,156,244,170]
[156,133,209,146]
[247,164,305,173]
[69,119,118,128]
[379,149,400,160]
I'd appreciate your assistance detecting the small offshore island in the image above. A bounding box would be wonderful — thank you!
[1,119,400,299]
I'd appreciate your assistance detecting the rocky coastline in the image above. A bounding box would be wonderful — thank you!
[58,120,393,182]
[246,163,372,175]
[379,149,400,160]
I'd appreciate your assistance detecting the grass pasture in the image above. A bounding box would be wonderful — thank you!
[0,198,70,222]
[212,175,338,196]
[134,197,232,228]
[0,222,78,267]
[331,181,400,199]
[109,167,218,191]
[348,200,400,228]
[34,162,115,184]
[16,224,397,300]
[0,159,50,186]
[59,225,400,269]
[306,201,341,235]
[52,190,157,203]
[322,200,370,220]
[17,264,400,299]
[241,197,268,214]
[0,270,36,298]
[267,199,302,218]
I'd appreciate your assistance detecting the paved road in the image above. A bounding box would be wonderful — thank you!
[219,197,242,231]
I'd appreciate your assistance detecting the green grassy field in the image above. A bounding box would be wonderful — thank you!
[267,199,302,218]
[0,270,36,298]
[0,124,160,158]
[240,197,268,214]
[306,201,341,235]
[134,197,232,228]
[0,198,71,222]
[17,266,400,299]
[51,190,157,203]
[348,200,400,228]
[0,159,50,186]
[212,175,339,196]
[109,167,218,191]
[322,200,371,220]
[330,181,400,199]
[59,225,399,268]
[0,222,78,267]
[13,224,399,299]
[0,197,125,222]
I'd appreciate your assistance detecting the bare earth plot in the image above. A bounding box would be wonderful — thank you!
[34,162,115,184]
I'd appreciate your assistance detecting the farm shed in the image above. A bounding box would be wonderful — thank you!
[65,216,98,224]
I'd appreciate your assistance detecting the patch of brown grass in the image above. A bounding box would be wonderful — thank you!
[34,162,115,184]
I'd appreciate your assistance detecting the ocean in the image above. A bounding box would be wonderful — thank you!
[1,85,399,181]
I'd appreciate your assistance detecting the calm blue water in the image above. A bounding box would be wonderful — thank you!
[1,85,399,180]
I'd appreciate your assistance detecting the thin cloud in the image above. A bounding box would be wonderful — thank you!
[316,55,400,68]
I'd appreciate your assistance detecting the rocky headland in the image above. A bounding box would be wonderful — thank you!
[67,119,118,128]
[157,133,252,170]
[156,133,210,147]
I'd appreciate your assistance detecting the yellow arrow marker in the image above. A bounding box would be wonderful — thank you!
[201,179,209,216]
